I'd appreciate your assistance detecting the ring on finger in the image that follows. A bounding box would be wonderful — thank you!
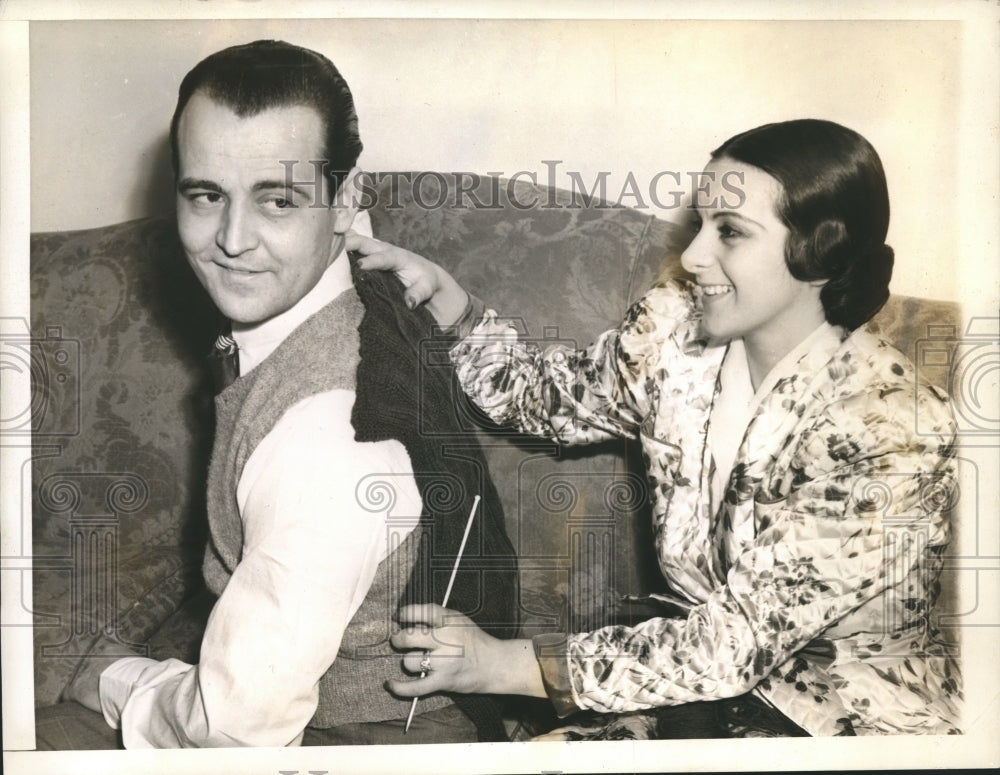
[419,655,432,673]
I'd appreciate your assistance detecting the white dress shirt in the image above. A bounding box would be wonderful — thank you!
[99,212,423,747]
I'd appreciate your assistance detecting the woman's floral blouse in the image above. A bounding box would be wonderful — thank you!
[451,279,961,736]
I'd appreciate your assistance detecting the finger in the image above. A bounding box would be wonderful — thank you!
[390,625,438,652]
[401,652,436,675]
[344,231,383,255]
[400,277,435,309]
[395,603,451,629]
[386,673,450,699]
[391,626,468,655]
[354,251,413,276]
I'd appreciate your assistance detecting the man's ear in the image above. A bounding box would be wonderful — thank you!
[331,166,362,234]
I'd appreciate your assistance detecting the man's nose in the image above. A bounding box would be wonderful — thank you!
[215,204,258,257]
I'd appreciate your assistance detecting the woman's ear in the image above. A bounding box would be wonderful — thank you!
[808,219,850,278]
[332,166,363,234]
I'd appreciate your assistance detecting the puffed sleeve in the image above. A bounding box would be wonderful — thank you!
[449,279,695,445]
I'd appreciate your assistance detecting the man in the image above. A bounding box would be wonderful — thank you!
[64,39,516,747]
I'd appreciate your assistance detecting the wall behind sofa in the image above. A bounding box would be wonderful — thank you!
[26,17,973,302]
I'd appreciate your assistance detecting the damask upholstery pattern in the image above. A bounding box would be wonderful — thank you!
[29,173,962,719]
[30,218,217,706]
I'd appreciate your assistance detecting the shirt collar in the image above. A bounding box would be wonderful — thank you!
[751,320,844,402]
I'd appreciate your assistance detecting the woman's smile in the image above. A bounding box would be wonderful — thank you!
[699,283,733,297]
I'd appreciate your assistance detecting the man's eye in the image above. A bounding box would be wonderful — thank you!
[263,196,297,210]
[189,192,223,207]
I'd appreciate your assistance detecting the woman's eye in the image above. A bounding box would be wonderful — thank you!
[718,223,743,240]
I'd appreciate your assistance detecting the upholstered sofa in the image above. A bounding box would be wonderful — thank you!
[29,172,961,745]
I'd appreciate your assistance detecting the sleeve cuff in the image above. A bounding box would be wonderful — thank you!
[531,633,581,718]
[99,656,159,730]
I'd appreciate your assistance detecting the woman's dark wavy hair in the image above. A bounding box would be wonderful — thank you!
[712,119,894,330]
[169,39,362,197]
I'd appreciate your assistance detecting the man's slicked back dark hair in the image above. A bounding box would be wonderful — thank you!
[169,39,363,195]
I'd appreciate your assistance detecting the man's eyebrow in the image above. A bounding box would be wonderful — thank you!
[176,178,316,200]
[178,178,224,194]
[251,180,315,199]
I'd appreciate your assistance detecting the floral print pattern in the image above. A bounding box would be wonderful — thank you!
[452,278,961,736]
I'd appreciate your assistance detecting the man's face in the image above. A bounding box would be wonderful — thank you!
[175,93,354,326]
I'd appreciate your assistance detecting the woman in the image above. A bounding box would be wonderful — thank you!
[350,119,961,737]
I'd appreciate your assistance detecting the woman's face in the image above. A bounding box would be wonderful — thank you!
[681,158,826,366]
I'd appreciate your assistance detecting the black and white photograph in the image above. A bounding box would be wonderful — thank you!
[2,1,998,773]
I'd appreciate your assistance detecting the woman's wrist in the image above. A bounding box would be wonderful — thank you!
[441,293,486,340]
[424,264,472,327]
[486,638,547,698]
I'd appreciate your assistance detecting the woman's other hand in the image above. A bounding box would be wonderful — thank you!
[348,232,470,327]
[389,604,546,699]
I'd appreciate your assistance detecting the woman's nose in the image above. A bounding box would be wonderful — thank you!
[680,227,713,275]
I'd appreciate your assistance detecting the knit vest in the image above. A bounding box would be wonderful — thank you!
[203,289,452,728]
